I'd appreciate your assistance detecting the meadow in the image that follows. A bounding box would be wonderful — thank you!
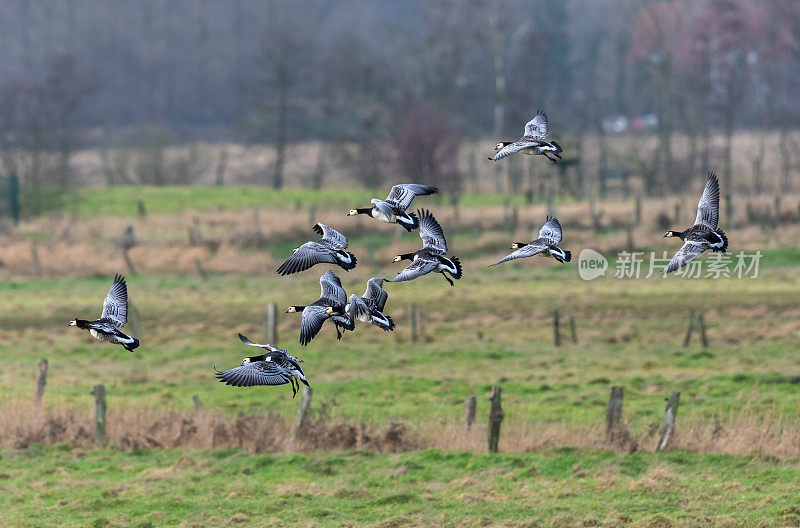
[1,185,799,526]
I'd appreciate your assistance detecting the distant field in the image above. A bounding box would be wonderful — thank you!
[2,446,799,527]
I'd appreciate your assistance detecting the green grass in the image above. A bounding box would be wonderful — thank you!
[54,186,552,218]
[1,269,798,431]
[1,446,798,527]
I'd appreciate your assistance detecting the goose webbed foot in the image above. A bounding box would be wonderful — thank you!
[336,326,342,340]
[290,378,298,398]
[441,272,454,287]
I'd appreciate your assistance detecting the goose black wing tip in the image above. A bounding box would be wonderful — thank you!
[312,223,323,236]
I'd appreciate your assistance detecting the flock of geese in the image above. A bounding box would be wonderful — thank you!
[68,111,729,398]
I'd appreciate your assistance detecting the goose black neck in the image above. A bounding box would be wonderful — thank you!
[75,319,91,329]
[514,242,529,248]
[398,252,415,261]
[355,208,372,215]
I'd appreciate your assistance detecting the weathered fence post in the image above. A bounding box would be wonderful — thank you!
[194,258,208,280]
[488,386,503,453]
[465,396,477,430]
[35,359,48,403]
[31,242,42,277]
[9,172,20,225]
[191,395,203,410]
[656,392,680,452]
[683,309,695,348]
[91,384,107,446]
[410,305,418,343]
[265,302,278,344]
[286,386,313,453]
[553,310,561,347]
[698,313,708,348]
[569,315,577,344]
[122,250,137,276]
[605,386,624,443]
[308,205,317,226]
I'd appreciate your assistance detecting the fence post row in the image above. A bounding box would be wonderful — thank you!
[265,302,278,344]
[488,386,503,454]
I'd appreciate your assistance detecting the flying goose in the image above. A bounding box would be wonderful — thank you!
[277,223,357,275]
[492,215,572,266]
[285,270,355,345]
[214,333,309,397]
[664,171,729,275]
[68,274,140,351]
[391,209,462,286]
[347,184,438,231]
[490,110,563,163]
[346,276,395,331]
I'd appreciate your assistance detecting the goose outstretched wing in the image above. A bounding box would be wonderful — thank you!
[418,209,447,254]
[665,241,707,275]
[237,333,286,353]
[319,270,347,305]
[491,140,536,161]
[538,216,563,244]
[214,361,291,387]
[277,242,337,275]
[100,274,128,327]
[385,184,438,211]
[391,258,438,283]
[491,244,547,266]
[694,172,720,230]
[523,110,548,139]
[347,293,370,319]
[313,223,348,249]
[363,276,389,312]
[300,304,330,345]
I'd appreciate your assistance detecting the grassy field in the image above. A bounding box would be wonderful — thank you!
[2,446,799,527]
[2,186,800,526]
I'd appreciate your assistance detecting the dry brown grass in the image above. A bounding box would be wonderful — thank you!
[4,400,799,458]
[2,189,799,279]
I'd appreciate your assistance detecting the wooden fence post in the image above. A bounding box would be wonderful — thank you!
[191,395,203,410]
[194,258,208,280]
[698,313,708,348]
[91,384,107,446]
[569,315,577,344]
[465,396,477,430]
[122,249,137,276]
[286,386,313,453]
[605,386,624,443]
[35,359,48,403]
[656,392,680,452]
[265,302,278,344]
[31,242,42,277]
[410,305,418,343]
[683,309,695,348]
[553,310,561,347]
[488,386,503,453]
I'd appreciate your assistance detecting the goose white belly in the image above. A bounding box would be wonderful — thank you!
[371,208,396,223]
[90,328,116,343]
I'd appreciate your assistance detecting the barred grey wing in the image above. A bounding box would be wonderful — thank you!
[391,258,438,282]
[665,241,706,275]
[418,209,447,254]
[491,244,546,266]
[538,216,563,244]
[523,110,549,139]
[300,304,329,345]
[694,172,720,230]
[491,140,535,161]
[319,270,347,305]
[100,274,128,327]
[385,184,438,211]
[313,223,348,249]
[363,276,389,312]
[277,242,337,275]
[214,361,291,387]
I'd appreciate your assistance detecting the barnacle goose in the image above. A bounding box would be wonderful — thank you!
[490,110,563,164]
[391,209,462,286]
[347,184,438,231]
[214,333,309,398]
[68,274,140,351]
[345,276,395,331]
[285,270,355,345]
[277,223,357,275]
[492,215,571,266]
[664,171,729,275]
